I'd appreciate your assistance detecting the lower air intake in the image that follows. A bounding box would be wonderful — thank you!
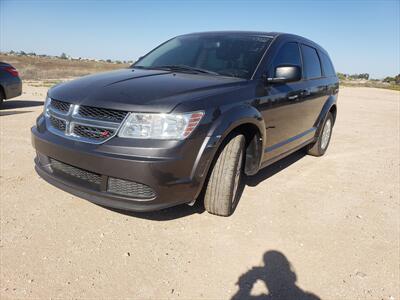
[107,177,156,199]
[50,158,102,185]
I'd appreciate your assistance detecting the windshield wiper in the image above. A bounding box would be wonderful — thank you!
[132,65,150,69]
[154,65,221,76]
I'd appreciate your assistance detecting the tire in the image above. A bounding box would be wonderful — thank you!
[0,89,4,108]
[204,134,245,216]
[307,112,334,157]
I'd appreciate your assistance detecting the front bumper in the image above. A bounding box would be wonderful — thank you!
[31,117,217,212]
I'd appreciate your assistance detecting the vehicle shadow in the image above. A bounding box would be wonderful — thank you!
[229,149,305,215]
[1,100,44,110]
[105,150,306,221]
[0,110,33,116]
[105,200,205,221]
[231,250,320,300]
[245,150,306,187]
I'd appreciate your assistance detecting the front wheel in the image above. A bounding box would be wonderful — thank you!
[307,112,334,157]
[204,134,245,216]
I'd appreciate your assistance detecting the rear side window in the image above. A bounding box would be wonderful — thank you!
[272,42,302,69]
[301,44,322,79]
[319,52,336,77]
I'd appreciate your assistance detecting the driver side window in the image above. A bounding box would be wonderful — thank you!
[272,42,302,75]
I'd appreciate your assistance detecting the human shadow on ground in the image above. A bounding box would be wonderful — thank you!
[1,100,44,110]
[232,250,320,300]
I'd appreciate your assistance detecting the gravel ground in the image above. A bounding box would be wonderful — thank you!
[0,84,399,299]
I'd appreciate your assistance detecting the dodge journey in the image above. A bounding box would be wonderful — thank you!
[32,31,339,216]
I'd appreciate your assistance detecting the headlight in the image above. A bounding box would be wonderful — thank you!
[118,111,204,140]
[43,95,51,116]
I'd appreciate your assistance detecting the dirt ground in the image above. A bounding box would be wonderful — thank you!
[0,84,399,300]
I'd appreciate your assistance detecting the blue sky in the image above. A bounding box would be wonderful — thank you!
[0,0,399,78]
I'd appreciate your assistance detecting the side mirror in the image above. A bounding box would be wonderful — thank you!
[267,65,302,83]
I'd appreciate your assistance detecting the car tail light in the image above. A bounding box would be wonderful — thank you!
[4,66,19,77]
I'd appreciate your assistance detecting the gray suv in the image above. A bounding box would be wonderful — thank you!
[32,31,338,216]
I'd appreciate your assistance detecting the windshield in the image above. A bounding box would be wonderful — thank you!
[134,35,272,79]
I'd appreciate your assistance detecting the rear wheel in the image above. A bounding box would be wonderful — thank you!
[0,89,4,107]
[307,112,334,156]
[204,134,245,216]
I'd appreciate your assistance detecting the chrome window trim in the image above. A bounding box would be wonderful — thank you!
[250,34,279,80]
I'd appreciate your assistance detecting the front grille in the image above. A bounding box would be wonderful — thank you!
[50,99,70,113]
[46,99,128,144]
[49,115,66,131]
[73,125,115,141]
[78,106,128,122]
[50,158,102,185]
[108,177,156,199]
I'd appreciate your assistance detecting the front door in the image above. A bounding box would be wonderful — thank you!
[257,42,311,161]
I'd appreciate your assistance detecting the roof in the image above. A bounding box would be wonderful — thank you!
[178,31,328,55]
[180,31,281,38]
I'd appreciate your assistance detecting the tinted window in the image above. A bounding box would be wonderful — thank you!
[273,42,301,69]
[135,35,272,79]
[301,45,322,79]
[320,52,336,77]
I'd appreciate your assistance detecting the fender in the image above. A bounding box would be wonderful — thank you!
[207,105,266,141]
[190,104,266,193]
[314,94,337,136]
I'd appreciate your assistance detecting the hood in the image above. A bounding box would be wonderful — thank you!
[49,68,245,113]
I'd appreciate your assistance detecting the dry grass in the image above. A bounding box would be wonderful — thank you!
[0,54,129,81]
[341,80,400,91]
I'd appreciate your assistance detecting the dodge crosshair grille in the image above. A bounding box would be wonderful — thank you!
[46,99,128,144]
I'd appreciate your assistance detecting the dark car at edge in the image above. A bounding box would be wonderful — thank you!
[0,62,22,106]
[31,31,339,216]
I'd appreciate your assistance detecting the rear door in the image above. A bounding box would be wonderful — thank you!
[319,50,340,103]
[298,44,328,131]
